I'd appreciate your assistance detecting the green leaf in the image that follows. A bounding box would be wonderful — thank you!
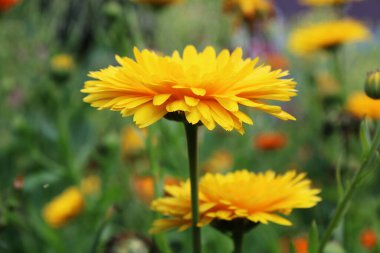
[309,221,319,253]
[289,241,296,253]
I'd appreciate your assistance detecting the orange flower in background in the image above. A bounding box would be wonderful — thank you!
[346,92,380,119]
[82,45,297,134]
[42,187,84,228]
[203,150,233,173]
[293,237,308,253]
[0,0,19,12]
[121,126,146,158]
[265,53,289,70]
[132,176,180,204]
[360,228,377,250]
[255,132,287,150]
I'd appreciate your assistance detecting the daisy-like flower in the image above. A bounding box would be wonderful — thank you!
[288,19,371,56]
[82,46,297,134]
[300,0,359,7]
[346,92,380,119]
[223,0,274,20]
[150,170,321,233]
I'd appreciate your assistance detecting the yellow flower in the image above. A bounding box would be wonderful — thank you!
[150,170,321,233]
[223,0,273,20]
[42,187,84,228]
[82,46,297,134]
[288,19,371,56]
[300,0,358,6]
[80,175,101,195]
[121,126,146,158]
[203,150,233,173]
[346,92,380,119]
[133,0,182,6]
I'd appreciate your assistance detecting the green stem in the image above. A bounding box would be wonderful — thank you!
[184,123,201,253]
[232,230,244,253]
[319,124,380,253]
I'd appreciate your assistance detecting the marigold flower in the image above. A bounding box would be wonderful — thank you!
[254,132,287,150]
[300,0,358,6]
[133,0,182,6]
[42,187,84,228]
[223,0,274,20]
[0,0,19,12]
[346,92,380,119]
[150,170,321,233]
[82,46,297,134]
[360,228,377,250]
[203,150,233,173]
[288,19,371,56]
[293,237,308,253]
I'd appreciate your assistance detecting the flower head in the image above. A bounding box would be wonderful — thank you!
[300,0,359,7]
[346,92,380,119]
[288,19,371,56]
[254,132,287,150]
[0,0,19,12]
[150,170,321,233]
[293,237,308,253]
[82,46,297,134]
[360,228,377,250]
[365,70,380,99]
[223,0,274,20]
[42,187,84,228]
[80,175,101,195]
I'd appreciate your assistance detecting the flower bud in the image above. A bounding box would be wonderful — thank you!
[365,70,380,99]
[50,54,75,83]
[102,1,123,20]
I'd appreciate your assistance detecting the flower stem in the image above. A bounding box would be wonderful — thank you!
[232,230,244,253]
[184,123,201,253]
[319,124,380,253]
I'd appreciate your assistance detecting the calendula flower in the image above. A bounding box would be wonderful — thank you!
[150,170,320,233]
[133,0,182,6]
[82,46,297,134]
[0,0,19,12]
[121,126,146,158]
[346,92,380,119]
[293,237,308,253]
[254,132,287,150]
[203,150,233,173]
[50,54,75,82]
[288,19,371,56]
[223,0,274,20]
[42,187,84,228]
[300,0,358,6]
[360,228,377,250]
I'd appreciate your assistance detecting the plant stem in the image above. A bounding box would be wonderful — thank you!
[184,123,201,253]
[319,124,380,253]
[232,230,244,253]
